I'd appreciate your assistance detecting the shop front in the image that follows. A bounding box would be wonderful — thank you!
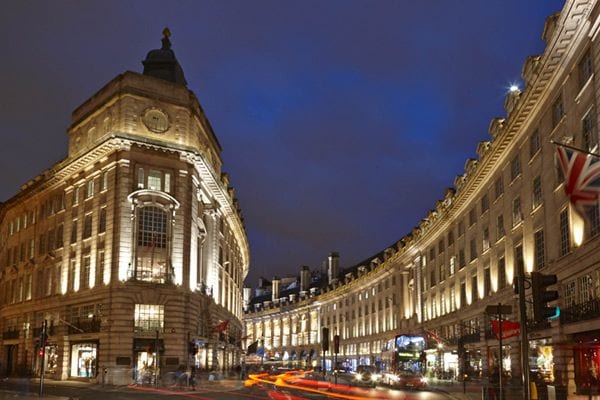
[529,338,554,384]
[35,342,59,376]
[573,331,600,395]
[133,338,164,384]
[487,344,512,378]
[69,341,98,378]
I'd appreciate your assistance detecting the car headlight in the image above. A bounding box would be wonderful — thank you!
[371,373,381,382]
[421,377,428,384]
[354,373,363,381]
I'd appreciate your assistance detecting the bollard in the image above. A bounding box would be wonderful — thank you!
[530,381,538,400]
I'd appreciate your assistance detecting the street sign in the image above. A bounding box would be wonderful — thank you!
[485,304,512,315]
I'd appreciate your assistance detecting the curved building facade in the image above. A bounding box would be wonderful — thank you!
[244,0,600,394]
[0,32,249,384]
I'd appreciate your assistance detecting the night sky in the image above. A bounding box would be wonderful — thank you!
[1,0,564,287]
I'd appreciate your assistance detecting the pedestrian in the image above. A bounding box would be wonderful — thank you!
[489,366,500,400]
[190,366,196,390]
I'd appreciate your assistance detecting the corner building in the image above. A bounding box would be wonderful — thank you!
[0,32,249,384]
[244,0,600,395]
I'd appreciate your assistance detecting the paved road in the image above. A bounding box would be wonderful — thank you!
[0,377,457,400]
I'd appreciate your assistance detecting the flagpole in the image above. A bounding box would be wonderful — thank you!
[550,140,600,158]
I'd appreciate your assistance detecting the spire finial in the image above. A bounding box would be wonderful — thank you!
[161,27,172,50]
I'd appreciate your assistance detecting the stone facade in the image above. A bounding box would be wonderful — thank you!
[0,35,249,385]
[244,0,600,395]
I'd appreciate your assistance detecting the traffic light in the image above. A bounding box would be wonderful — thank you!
[188,341,198,355]
[531,272,559,321]
[333,335,340,354]
[322,327,329,352]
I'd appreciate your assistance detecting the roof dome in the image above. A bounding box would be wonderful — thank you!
[142,28,187,86]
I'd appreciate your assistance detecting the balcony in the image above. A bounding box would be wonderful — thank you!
[462,331,481,344]
[2,330,19,340]
[527,319,551,332]
[68,317,101,334]
[32,325,56,338]
[561,298,600,324]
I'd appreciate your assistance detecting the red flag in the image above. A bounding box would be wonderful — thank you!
[213,320,229,333]
[490,320,520,339]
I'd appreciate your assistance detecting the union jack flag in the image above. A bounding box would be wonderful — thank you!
[556,144,600,212]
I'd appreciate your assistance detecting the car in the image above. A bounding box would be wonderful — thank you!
[390,370,428,389]
[353,365,381,386]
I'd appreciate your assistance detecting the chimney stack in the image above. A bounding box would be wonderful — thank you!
[272,276,281,302]
[327,252,340,285]
[300,266,310,293]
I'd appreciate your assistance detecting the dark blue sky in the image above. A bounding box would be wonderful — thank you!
[0,0,564,286]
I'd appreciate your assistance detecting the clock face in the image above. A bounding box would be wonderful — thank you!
[142,109,169,133]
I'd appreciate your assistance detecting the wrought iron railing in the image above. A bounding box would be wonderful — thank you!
[560,298,600,324]
[2,330,19,340]
[68,317,101,334]
[462,331,481,344]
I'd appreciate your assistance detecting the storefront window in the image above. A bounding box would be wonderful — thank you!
[70,342,97,377]
[529,339,554,383]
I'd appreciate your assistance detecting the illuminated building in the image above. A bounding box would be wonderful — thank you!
[0,30,249,384]
[244,0,600,394]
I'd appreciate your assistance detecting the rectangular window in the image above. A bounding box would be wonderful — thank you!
[532,176,543,209]
[579,274,594,303]
[69,259,77,292]
[83,214,92,239]
[512,197,523,227]
[511,154,521,181]
[85,179,94,199]
[101,171,108,191]
[458,221,465,237]
[97,250,105,285]
[469,209,476,226]
[582,109,598,153]
[430,268,436,287]
[429,247,436,261]
[481,194,489,214]
[46,229,55,253]
[560,208,571,256]
[440,290,446,316]
[98,208,106,234]
[164,172,171,193]
[579,49,593,88]
[148,170,162,191]
[439,262,446,282]
[81,255,91,290]
[458,249,466,269]
[460,281,467,307]
[495,176,504,199]
[564,280,576,308]
[438,239,445,254]
[137,167,145,189]
[449,256,456,276]
[448,231,454,246]
[534,229,545,270]
[71,220,78,244]
[498,255,506,289]
[469,238,477,262]
[38,234,46,256]
[552,95,564,127]
[530,130,541,159]
[28,239,34,260]
[134,304,165,333]
[587,204,600,237]
[483,227,490,252]
[56,224,63,248]
[484,266,491,296]
[73,186,80,205]
[497,214,505,239]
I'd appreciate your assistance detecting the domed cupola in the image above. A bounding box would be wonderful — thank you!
[142,28,187,86]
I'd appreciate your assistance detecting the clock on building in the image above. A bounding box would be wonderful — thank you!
[142,108,169,133]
